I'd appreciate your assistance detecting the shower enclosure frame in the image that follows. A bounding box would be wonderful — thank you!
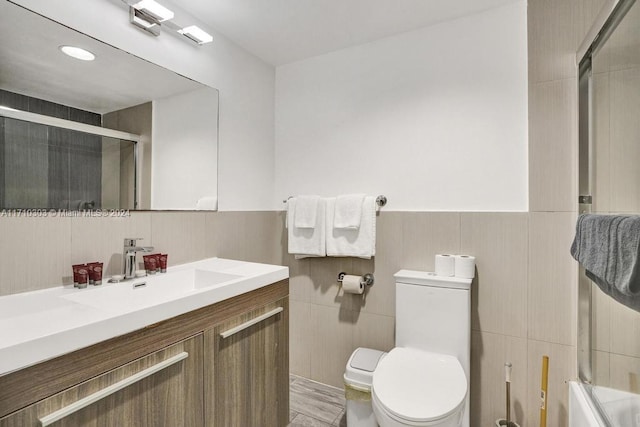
[0,107,141,210]
[576,0,637,386]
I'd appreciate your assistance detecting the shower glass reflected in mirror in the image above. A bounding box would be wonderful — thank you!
[0,107,137,211]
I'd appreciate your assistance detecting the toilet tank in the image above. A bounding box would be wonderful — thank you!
[394,270,472,377]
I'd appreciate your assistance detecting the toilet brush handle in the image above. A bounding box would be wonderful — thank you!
[506,383,511,423]
[505,362,512,424]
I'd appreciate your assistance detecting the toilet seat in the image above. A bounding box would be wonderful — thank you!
[371,347,467,425]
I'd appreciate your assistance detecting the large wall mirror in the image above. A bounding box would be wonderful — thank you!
[0,1,219,211]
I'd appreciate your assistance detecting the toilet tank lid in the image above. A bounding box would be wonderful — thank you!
[394,269,472,290]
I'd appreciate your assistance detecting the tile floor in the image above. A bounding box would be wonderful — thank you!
[289,374,347,427]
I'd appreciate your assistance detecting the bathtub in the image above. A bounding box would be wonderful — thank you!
[569,381,640,426]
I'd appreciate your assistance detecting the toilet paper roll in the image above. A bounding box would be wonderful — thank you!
[342,275,364,294]
[454,255,476,279]
[435,254,455,277]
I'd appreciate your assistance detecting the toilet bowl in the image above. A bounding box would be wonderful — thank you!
[371,348,467,427]
[345,269,472,427]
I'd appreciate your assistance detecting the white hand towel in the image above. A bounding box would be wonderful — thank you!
[287,198,326,257]
[326,196,376,259]
[294,195,320,228]
[334,194,365,229]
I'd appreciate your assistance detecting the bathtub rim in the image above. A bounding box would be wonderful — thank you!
[569,381,608,427]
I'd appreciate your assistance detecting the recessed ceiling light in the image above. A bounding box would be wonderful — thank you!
[178,25,213,45]
[59,45,96,61]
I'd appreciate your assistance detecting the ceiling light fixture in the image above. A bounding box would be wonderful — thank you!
[131,0,174,22]
[59,45,96,61]
[178,25,213,45]
[130,7,161,36]
[123,0,212,46]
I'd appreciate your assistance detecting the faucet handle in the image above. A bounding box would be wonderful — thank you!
[124,238,144,247]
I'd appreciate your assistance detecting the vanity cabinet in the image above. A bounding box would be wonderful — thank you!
[0,336,203,427]
[0,279,289,427]
[205,297,289,426]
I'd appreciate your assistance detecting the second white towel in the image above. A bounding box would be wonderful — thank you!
[334,194,365,229]
[326,196,376,259]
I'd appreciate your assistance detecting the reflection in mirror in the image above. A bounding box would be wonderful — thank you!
[0,108,137,210]
[0,1,219,211]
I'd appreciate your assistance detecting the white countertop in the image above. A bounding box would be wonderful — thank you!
[0,258,288,376]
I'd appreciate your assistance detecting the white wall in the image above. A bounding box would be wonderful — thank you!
[11,0,275,210]
[274,1,528,211]
[152,88,218,210]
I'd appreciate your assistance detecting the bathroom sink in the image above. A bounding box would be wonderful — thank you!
[61,269,242,311]
[0,257,288,377]
[0,292,77,320]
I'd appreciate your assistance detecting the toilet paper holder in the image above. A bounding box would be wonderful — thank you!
[337,272,374,287]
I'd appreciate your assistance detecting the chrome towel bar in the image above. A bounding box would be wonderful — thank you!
[283,194,388,207]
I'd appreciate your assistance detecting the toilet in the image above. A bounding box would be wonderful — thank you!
[347,269,472,427]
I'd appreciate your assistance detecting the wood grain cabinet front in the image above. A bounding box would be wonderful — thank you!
[0,335,204,427]
[205,297,289,427]
[0,280,289,427]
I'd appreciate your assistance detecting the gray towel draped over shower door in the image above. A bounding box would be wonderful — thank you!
[571,214,640,312]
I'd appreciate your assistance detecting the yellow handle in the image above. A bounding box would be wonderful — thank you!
[540,355,549,427]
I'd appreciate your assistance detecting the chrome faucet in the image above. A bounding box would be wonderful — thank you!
[123,238,154,279]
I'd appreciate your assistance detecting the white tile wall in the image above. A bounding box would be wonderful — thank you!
[461,213,529,338]
[471,331,528,427]
[528,212,577,346]
[0,216,71,295]
[528,79,578,212]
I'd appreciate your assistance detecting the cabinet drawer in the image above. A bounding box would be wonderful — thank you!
[0,335,203,427]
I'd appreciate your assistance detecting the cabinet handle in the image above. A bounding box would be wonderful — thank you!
[38,352,189,426]
[219,307,283,339]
